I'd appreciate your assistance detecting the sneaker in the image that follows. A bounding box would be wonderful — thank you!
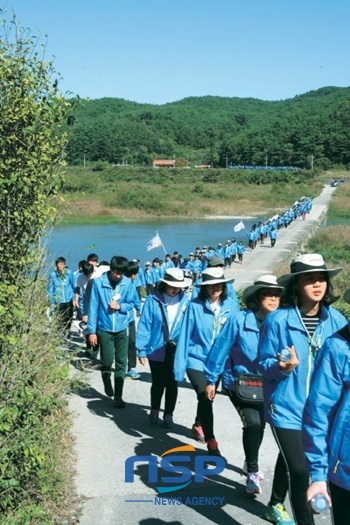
[207,438,221,456]
[242,461,264,480]
[192,424,205,443]
[149,409,160,426]
[125,369,141,380]
[246,472,262,494]
[163,414,174,428]
[264,503,295,525]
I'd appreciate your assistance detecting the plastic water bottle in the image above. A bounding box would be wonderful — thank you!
[279,348,291,362]
[310,494,329,513]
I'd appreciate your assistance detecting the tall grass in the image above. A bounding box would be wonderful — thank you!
[59,166,324,221]
[0,275,77,524]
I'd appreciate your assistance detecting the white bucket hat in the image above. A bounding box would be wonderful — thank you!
[277,253,342,287]
[197,267,234,286]
[160,268,192,288]
[242,274,284,304]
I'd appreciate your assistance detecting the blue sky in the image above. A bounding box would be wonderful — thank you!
[3,0,350,104]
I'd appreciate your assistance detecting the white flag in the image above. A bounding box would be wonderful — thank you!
[234,221,245,232]
[147,234,163,251]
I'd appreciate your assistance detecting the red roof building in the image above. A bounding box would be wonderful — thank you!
[153,159,176,168]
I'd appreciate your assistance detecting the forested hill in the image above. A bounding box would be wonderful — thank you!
[65,86,350,169]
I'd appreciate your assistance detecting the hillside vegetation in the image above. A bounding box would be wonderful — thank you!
[65,87,350,169]
[59,165,329,222]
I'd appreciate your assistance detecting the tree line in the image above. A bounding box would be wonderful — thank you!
[65,87,350,169]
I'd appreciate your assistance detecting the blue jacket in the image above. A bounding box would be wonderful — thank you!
[302,326,350,491]
[136,291,190,361]
[205,309,260,390]
[134,268,145,287]
[87,273,139,334]
[269,229,277,240]
[48,269,74,305]
[127,280,142,324]
[75,274,91,318]
[174,296,239,381]
[258,305,347,430]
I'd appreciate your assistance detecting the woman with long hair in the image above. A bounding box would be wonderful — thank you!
[259,254,347,525]
[174,267,239,455]
[205,274,284,494]
[303,289,350,525]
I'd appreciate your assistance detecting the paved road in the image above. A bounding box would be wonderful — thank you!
[69,185,335,525]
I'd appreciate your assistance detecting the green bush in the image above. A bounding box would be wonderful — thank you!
[0,12,75,522]
[0,277,73,524]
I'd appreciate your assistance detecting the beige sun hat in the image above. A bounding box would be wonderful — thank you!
[196,267,234,286]
[242,274,284,305]
[160,268,192,288]
[277,253,342,287]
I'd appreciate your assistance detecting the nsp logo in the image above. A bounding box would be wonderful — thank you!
[125,444,225,493]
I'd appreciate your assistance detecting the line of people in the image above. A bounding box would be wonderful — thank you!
[47,246,349,525]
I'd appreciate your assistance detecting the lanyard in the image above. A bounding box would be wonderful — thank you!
[296,308,325,358]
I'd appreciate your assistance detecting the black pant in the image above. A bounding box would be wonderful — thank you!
[229,390,265,473]
[145,284,153,296]
[127,321,136,370]
[58,301,73,333]
[149,360,178,416]
[329,481,350,525]
[270,427,314,525]
[186,368,219,442]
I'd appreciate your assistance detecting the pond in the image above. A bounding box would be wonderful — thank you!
[45,217,266,271]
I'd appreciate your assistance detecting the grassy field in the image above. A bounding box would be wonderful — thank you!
[56,165,345,224]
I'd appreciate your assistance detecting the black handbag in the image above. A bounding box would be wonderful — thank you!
[235,374,264,404]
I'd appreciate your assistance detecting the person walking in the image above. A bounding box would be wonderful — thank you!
[269,227,277,248]
[205,275,284,494]
[144,262,155,296]
[125,261,142,380]
[237,241,245,264]
[87,256,140,408]
[136,268,191,427]
[74,261,96,357]
[47,256,75,336]
[303,288,350,525]
[259,253,347,525]
[174,267,239,455]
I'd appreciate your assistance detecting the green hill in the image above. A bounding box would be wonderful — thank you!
[65,87,350,169]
